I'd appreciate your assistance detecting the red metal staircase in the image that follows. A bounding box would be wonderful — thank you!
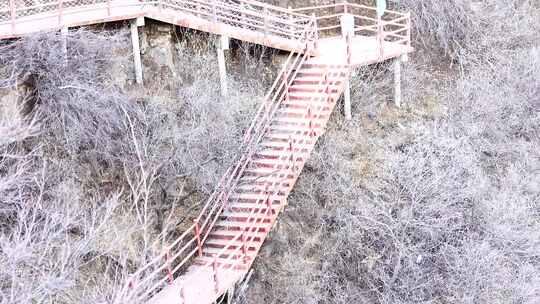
[147,59,351,304]
[0,1,412,302]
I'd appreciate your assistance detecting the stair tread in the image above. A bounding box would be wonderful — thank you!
[214,220,272,229]
[276,108,332,117]
[206,237,261,247]
[259,139,313,148]
[229,192,285,200]
[227,201,282,209]
[210,229,267,237]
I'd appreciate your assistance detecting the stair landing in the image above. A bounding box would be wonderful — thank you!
[148,267,241,304]
[315,36,412,66]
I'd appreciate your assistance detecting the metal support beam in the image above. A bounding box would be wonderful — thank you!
[340,14,354,120]
[61,27,68,62]
[394,53,407,107]
[344,78,352,120]
[227,286,234,304]
[217,35,229,96]
[9,0,16,33]
[131,17,144,85]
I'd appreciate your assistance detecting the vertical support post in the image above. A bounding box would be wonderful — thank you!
[61,27,68,65]
[130,18,144,85]
[217,35,229,97]
[377,17,385,60]
[340,14,354,120]
[194,220,203,257]
[107,0,111,16]
[9,0,16,33]
[227,286,235,304]
[394,54,407,108]
[406,12,411,48]
[343,79,352,119]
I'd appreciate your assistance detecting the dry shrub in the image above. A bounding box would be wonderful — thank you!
[242,2,540,303]
[0,28,262,303]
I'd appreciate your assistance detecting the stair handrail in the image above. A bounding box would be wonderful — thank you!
[174,64,351,303]
[117,14,318,303]
[150,58,350,304]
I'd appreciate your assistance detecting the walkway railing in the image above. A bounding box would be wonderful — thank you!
[116,14,319,304]
[292,2,411,47]
[0,0,311,41]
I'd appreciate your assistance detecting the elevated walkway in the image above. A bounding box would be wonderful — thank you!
[0,1,413,303]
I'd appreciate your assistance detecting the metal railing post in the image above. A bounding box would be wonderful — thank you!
[241,232,248,264]
[58,0,64,26]
[165,249,174,285]
[288,136,294,163]
[283,71,289,102]
[346,32,352,66]
[212,2,217,24]
[406,12,411,47]
[212,255,220,294]
[311,13,318,50]
[288,6,294,40]
[107,0,111,16]
[263,7,269,37]
[377,16,384,59]
[194,220,203,257]
[9,0,16,33]
[324,69,333,104]
[340,13,354,66]
[196,1,201,18]
[240,2,246,29]
[265,194,272,216]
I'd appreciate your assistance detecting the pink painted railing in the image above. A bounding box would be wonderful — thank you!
[0,0,411,302]
[0,0,311,41]
[116,15,320,304]
[168,63,350,304]
[292,2,411,47]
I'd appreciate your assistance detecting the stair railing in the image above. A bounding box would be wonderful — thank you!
[185,64,352,302]
[169,64,350,303]
[117,14,318,304]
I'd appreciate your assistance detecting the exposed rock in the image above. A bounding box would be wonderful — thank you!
[140,22,178,88]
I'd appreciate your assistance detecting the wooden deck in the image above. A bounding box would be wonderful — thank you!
[0,1,411,63]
